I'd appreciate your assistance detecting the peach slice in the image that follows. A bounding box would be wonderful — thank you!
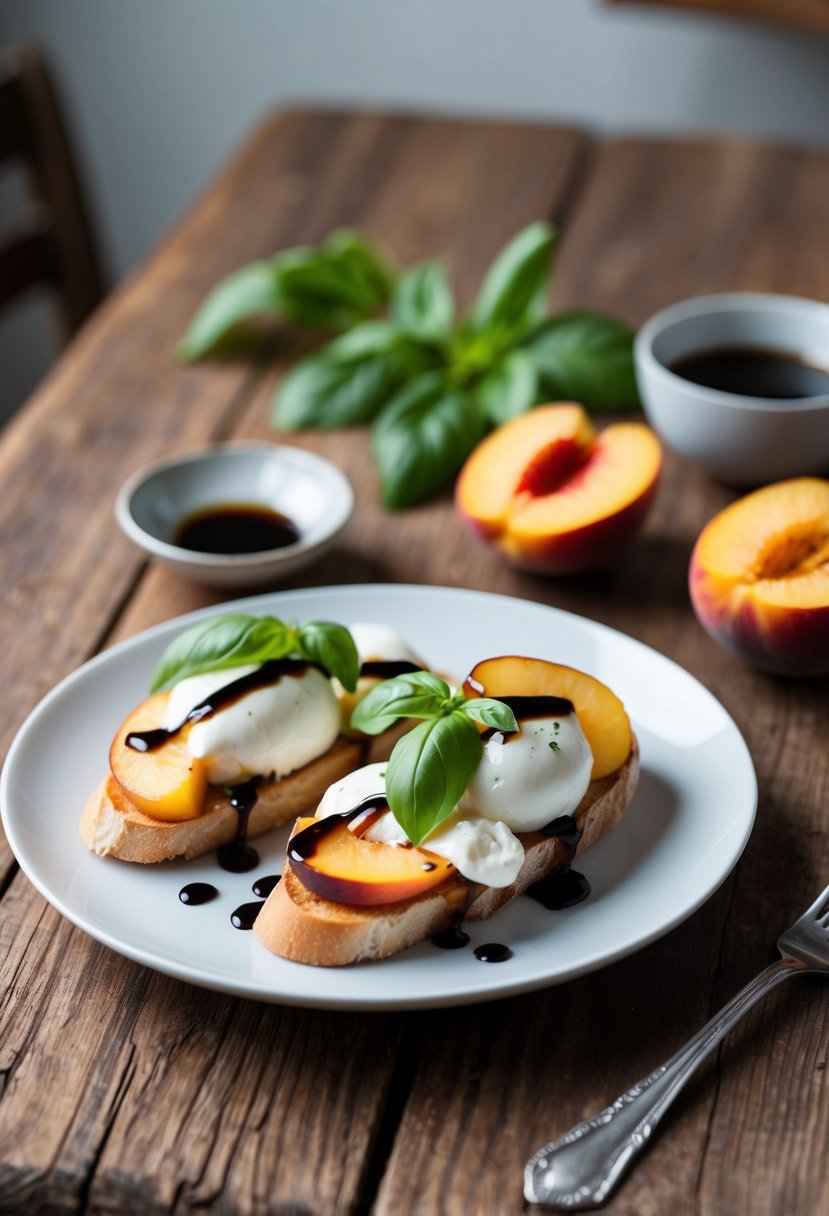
[288,815,456,906]
[464,655,631,779]
[689,478,829,677]
[455,404,661,573]
[109,692,208,821]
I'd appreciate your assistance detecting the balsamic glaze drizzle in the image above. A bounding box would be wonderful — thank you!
[125,658,313,753]
[432,925,470,950]
[358,659,422,680]
[526,812,590,910]
[288,794,389,863]
[481,695,574,743]
[218,777,261,873]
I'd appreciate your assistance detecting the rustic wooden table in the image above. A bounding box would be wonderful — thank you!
[1,110,828,1216]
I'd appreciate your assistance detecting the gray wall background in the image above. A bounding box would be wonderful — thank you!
[1,0,828,421]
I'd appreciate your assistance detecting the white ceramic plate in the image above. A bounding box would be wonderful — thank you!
[1,585,757,1010]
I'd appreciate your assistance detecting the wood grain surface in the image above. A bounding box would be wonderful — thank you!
[1,110,828,1216]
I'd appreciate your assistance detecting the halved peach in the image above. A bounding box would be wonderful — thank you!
[109,692,208,821]
[455,404,661,573]
[288,815,456,905]
[464,655,631,779]
[690,478,829,677]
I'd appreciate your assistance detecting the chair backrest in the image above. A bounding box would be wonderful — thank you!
[0,43,106,342]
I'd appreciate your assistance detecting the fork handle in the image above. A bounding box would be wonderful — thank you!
[524,956,805,1210]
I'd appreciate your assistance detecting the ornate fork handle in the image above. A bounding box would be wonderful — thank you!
[524,956,806,1210]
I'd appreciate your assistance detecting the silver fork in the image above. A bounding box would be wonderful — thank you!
[524,880,829,1210]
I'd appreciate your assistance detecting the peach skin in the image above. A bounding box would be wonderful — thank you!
[689,478,829,677]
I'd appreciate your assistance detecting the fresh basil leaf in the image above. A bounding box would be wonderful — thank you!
[297,621,359,692]
[385,712,482,845]
[392,261,454,345]
[372,371,486,510]
[475,348,538,425]
[150,614,292,692]
[323,229,396,308]
[177,262,282,361]
[522,312,640,411]
[350,671,453,735]
[469,222,555,336]
[272,322,430,430]
[274,240,389,329]
[457,698,518,732]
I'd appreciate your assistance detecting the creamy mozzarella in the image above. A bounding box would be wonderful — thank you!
[458,715,592,832]
[315,762,524,888]
[163,664,340,785]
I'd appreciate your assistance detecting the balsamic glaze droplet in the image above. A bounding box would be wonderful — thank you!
[178,882,219,906]
[527,868,591,910]
[252,874,280,899]
[432,925,471,950]
[230,900,265,930]
[474,942,512,963]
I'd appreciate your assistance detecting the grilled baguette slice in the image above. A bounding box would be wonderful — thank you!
[254,735,639,966]
[81,727,409,865]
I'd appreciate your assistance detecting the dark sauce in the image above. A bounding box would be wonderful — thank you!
[528,869,591,910]
[526,812,590,910]
[178,882,218,906]
[432,925,471,950]
[288,794,391,864]
[669,347,829,400]
[174,503,300,555]
[540,814,581,847]
[252,874,280,899]
[480,695,574,744]
[359,659,422,679]
[474,942,512,963]
[126,658,312,752]
[231,900,265,930]
[218,778,260,873]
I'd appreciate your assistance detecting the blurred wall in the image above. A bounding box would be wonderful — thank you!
[1,0,827,422]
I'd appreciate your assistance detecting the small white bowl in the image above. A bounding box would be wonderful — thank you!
[635,293,829,485]
[115,443,354,588]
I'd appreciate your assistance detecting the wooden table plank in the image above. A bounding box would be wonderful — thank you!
[0,112,587,1215]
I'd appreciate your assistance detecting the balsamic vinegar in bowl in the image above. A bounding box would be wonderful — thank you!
[670,346,829,401]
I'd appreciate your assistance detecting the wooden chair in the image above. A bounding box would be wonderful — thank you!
[0,43,107,344]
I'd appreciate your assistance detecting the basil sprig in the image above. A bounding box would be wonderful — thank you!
[149,614,359,693]
[272,223,639,509]
[350,672,517,845]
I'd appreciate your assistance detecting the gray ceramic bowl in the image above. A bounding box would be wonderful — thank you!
[635,293,829,485]
[115,443,354,588]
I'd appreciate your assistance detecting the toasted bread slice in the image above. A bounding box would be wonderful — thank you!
[254,735,639,966]
[81,728,408,865]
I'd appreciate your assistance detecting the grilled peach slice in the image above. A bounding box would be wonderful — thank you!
[455,404,660,573]
[690,478,829,677]
[288,815,456,906]
[463,655,631,779]
[109,692,208,821]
